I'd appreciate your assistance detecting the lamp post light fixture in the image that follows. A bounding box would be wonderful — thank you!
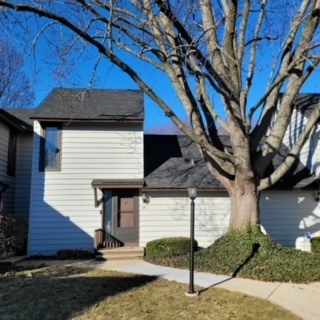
[185,182,198,297]
[142,192,150,204]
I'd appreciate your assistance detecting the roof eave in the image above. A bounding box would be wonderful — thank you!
[30,117,144,123]
[142,187,226,192]
[92,179,145,189]
[0,110,33,132]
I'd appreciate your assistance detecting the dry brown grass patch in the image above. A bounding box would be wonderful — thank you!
[0,266,300,320]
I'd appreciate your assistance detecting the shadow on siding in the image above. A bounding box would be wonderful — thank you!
[28,131,96,256]
[260,191,320,250]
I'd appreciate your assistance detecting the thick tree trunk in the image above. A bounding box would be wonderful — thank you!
[228,178,260,230]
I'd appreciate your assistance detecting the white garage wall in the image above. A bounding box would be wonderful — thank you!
[140,190,320,251]
[139,191,230,248]
[261,190,320,251]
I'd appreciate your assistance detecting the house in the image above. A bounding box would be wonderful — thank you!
[0,109,34,218]
[142,134,319,250]
[1,88,320,255]
[27,89,144,255]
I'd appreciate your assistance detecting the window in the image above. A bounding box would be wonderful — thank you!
[7,128,17,176]
[40,125,61,171]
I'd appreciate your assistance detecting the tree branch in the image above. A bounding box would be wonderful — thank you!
[258,102,320,191]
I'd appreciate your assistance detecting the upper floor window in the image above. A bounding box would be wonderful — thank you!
[7,128,17,176]
[40,125,61,171]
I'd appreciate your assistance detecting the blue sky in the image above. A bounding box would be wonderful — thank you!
[27,50,319,133]
[14,3,319,133]
[26,47,189,132]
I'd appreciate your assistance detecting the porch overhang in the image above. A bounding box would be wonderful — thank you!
[91,179,144,207]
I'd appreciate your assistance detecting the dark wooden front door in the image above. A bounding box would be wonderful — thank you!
[104,190,139,245]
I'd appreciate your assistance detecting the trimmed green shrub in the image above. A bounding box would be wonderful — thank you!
[56,249,94,260]
[311,237,320,253]
[146,237,198,259]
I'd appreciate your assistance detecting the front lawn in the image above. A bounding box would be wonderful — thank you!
[0,265,299,320]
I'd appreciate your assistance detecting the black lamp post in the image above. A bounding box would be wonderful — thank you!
[186,182,198,297]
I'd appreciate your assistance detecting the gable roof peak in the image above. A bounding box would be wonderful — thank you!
[32,87,144,122]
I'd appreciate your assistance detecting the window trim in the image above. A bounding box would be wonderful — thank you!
[39,124,61,172]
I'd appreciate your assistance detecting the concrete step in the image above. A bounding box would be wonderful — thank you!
[0,255,27,269]
[96,246,145,261]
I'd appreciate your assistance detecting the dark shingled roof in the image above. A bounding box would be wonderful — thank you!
[144,135,317,190]
[31,88,144,121]
[0,108,35,132]
[144,135,224,189]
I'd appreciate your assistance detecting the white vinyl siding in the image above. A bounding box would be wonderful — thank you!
[260,191,320,251]
[139,190,320,251]
[139,191,230,248]
[28,122,143,256]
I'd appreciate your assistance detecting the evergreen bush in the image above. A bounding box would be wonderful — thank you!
[311,237,320,253]
[146,227,320,283]
[146,237,198,259]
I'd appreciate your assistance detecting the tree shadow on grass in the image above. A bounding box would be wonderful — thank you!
[0,267,158,320]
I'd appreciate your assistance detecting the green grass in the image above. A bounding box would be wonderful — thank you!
[0,265,300,320]
[145,227,320,283]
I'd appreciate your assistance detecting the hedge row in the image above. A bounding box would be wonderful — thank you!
[145,228,320,283]
[146,237,198,258]
[311,237,320,253]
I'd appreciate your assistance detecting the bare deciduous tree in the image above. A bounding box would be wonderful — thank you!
[0,38,34,108]
[1,0,319,230]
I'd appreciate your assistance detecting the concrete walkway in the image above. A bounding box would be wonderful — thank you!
[100,260,320,320]
[12,258,320,320]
